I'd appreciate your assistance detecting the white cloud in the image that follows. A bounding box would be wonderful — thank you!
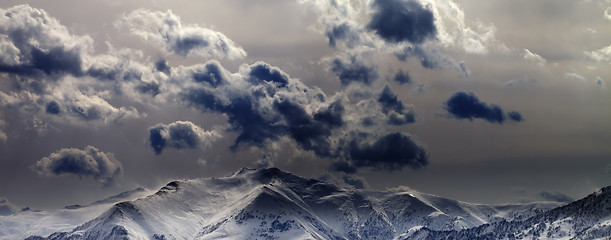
[605,7,611,20]
[523,48,546,65]
[585,44,611,63]
[565,72,586,81]
[0,4,93,69]
[419,0,509,54]
[116,9,246,60]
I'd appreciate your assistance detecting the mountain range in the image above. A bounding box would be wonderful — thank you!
[1,167,609,239]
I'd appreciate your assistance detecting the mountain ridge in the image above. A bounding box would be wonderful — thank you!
[3,167,606,239]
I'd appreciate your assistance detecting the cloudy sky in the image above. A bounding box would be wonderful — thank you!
[0,0,610,209]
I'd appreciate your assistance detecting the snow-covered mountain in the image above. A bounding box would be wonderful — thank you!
[4,167,604,240]
[407,185,611,240]
[0,187,152,240]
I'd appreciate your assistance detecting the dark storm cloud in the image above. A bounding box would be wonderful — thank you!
[135,81,161,96]
[378,86,416,125]
[178,60,427,174]
[313,100,345,128]
[325,22,364,48]
[249,62,290,87]
[182,79,343,157]
[29,47,83,76]
[31,146,122,186]
[148,121,220,155]
[344,132,428,172]
[179,60,334,152]
[393,70,411,84]
[326,22,352,48]
[116,9,246,59]
[507,111,523,122]
[539,191,573,203]
[274,98,344,157]
[367,0,436,44]
[154,59,171,74]
[182,88,284,149]
[86,66,120,81]
[330,54,379,85]
[444,92,522,124]
[193,61,230,87]
[45,101,61,115]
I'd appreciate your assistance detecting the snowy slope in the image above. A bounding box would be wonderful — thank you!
[406,186,611,240]
[18,167,569,240]
[0,188,152,240]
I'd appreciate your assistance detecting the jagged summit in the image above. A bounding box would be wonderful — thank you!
[231,167,318,185]
[3,167,607,240]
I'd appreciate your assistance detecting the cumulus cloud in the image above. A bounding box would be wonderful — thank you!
[367,0,437,44]
[181,61,350,157]
[0,5,150,128]
[0,5,92,77]
[301,0,471,85]
[116,9,246,59]
[605,7,611,21]
[419,0,509,54]
[444,92,523,124]
[176,59,427,173]
[378,86,416,125]
[31,146,122,186]
[148,121,221,155]
[0,5,431,176]
[393,70,412,84]
[329,53,379,85]
[585,44,611,63]
[522,48,546,65]
[180,61,332,151]
[299,0,370,49]
[66,89,141,123]
[301,0,475,89]
[325,21,367,49]
[539,191,573,203]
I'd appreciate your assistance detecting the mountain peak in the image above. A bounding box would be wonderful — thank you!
[230,167,319,186]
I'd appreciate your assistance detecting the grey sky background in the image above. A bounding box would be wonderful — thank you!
[0,0,610,209]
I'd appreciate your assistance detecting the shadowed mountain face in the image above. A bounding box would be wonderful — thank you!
[6,168,607,240]
[411,186,611,240]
